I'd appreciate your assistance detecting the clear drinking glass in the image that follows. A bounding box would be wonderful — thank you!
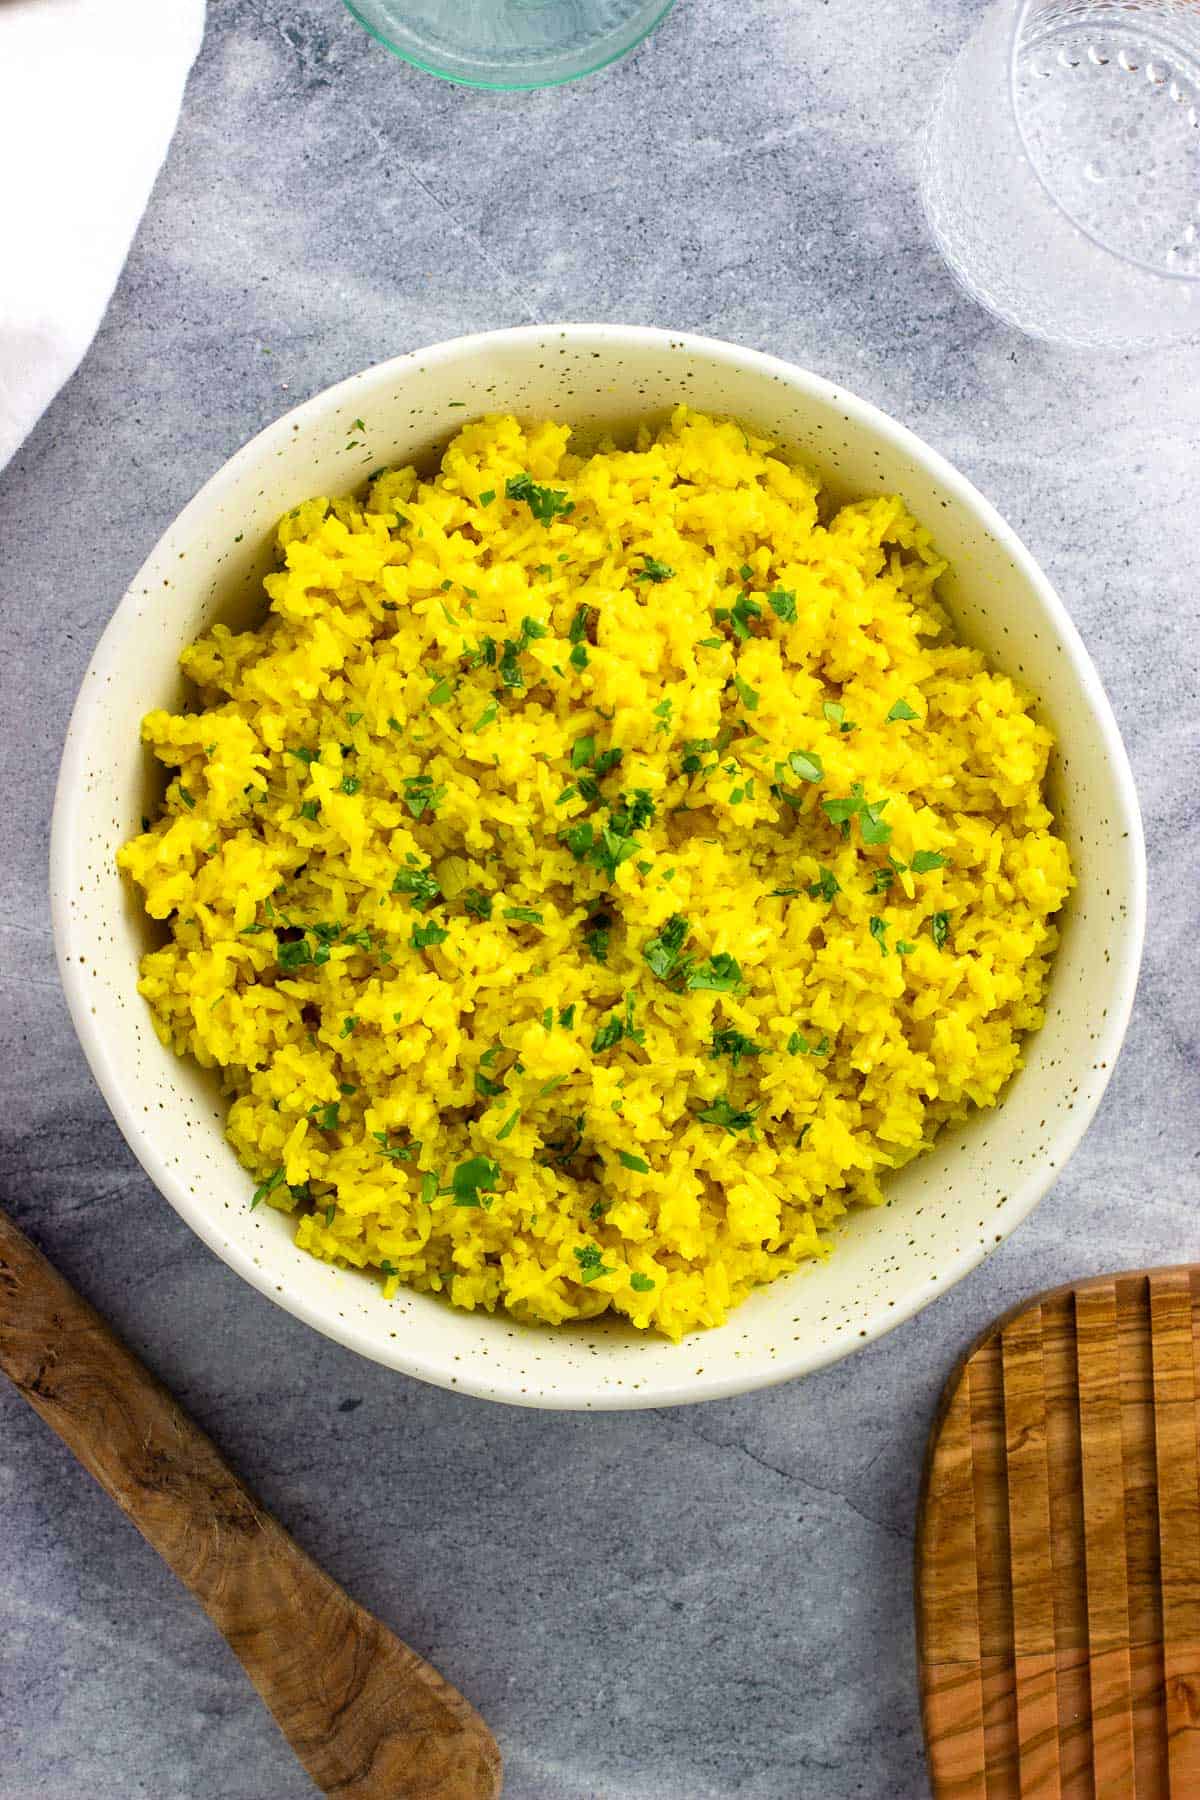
[921,0,1200,347]
[344,0,677,88]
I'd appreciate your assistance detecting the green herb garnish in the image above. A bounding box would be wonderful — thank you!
[685,953,744,993]
[617,1150,650,1173]
[930,911,950,949]
[787,749,823,784]
[636,556,674,584]
[887,698,919,722]
[710,1026,765,1068]
[505,472,573,524]
[807,866,840,902]
[695,1096,759,1135]
[250,1167,285,1210]
[643,913,690,981]
[402,774,445,819]
[451,1155,500,1208]
[574,1243,612,1283]
[392,863,441,909]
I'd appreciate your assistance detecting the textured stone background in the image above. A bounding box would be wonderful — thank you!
[1,2,1197,1795]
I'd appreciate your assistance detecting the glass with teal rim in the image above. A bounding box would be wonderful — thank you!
[343,0,678,88]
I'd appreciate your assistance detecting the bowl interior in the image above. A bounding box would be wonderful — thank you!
[52,327,1143,1407]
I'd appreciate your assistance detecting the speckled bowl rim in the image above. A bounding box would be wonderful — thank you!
[51,324,1146,1407]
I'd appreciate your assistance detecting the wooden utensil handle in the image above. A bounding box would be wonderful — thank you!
[0,1211,500,1799]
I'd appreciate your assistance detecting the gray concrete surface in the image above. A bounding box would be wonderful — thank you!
[1,1,1198,1794]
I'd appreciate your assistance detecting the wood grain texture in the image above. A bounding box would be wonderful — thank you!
[918,1268,1200,1800]
[0,1211,501,1800]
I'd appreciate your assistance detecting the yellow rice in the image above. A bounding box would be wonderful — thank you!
[118,408,1072,1340]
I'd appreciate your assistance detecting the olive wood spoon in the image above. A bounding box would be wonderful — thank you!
[0,1209,501,1799]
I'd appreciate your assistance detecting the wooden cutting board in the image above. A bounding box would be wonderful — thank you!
[916,1268,1200,1799]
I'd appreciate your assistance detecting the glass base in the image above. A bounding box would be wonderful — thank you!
[344,0,678,88]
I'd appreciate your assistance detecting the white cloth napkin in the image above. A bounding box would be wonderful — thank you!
[0,0,205,472]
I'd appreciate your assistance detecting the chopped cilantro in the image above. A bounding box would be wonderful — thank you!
[887,698,919,722]
[895,939,917,955]
[498,639,525,690]
[787,1030,829,1056]
[617,1150,650,1173]
[570,642,589,670]
[636,556,674,583]
[505,472,573,524]
[478,489,496,507]
[373,1131,420,1163]
[643,913,690,981]
[696,1096,759,1135]
[339,1016,358,1038]
[630,1271,655,1292]
[729,593,761,641]
[710,1026,765,1068]
[340,775,361,795]
[419,1171,439,1205]
[869,916,890,956]
[860,800,891,846]
[787,749,823,785]
[496,1109,520,1141]
[503,906,544,925]
[697,636,723,650]
[276,936,315,971]
[911,850,948,873]
[249,1167,284,1210]
[592,1011,625,1054]
[427,674,455,706]
[733,674,759,712]
[823,699,856,733]
[686,952,744,993]
[611,789,655,834]
[451,1155,500,1208]
[176,784,196,809]
[411,920,449,950]
[475,1071,505,1099]
[474,702,498,734]
[308,1102,340,1131]
[768,589,798,623]
[574,1243,612,1283]
[583,915,611,963]
[559,1003,576,1028]
[402,774,444,819]
[930,910,950,949]
[807,866,840,902]
[463,888,493,920]
[571,734,596,769]
[392,863,441,908]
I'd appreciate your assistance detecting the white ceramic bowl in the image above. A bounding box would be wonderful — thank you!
[51,325,1144,1409]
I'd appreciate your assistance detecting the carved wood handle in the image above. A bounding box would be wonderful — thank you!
[0,1210,501,1799]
